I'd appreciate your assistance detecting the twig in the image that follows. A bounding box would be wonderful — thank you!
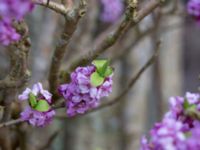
[111,26,156,62]
[65,0,162,74]
[32,0,68,15]
[48,1,87,99]
[56,42,161,119]
[0,41,160,126]
[81,42,160,114]
[0,21,31,90]
[0,118,22,128]
[0,0,162,127]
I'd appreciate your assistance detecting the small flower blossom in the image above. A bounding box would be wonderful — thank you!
[187,0,200,23]
[59,65,113,117]
[185,121,200,149]
[18,82,55,127]
[164,92,200,131]
[0,20,20,45]
[140,92,200,150]
[0,0,34,45]
[0,0,34,21]
[100,0,124,23]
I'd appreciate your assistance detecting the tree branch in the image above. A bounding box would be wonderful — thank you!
[0,119,22,128]
[32,0,69,15]
[0,21,31,90]
[48,1,87,99]
[64,0,162,74]
[0,41,160,127]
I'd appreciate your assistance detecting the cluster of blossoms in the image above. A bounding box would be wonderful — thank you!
[18,83,55,127]
[140,92,200,150]
[0,0,34,45]
[18,60,113,126]
[187,0,200,24]
[100,0,124,23]
[59,60,113,117]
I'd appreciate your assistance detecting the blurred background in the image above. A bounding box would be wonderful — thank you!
[0,0,199,149]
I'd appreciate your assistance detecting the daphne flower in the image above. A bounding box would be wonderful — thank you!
[0,20,21,45]
[100,0,124,23]
[59,60,113,117]
[18,82,55,127]
[0,0,34,21]
[164,92,200,131]
[0,0,34,45]
[187,0,200,23]
[140,92,200,150]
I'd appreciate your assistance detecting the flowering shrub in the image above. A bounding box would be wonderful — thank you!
[59,60,113,116]
[18,82,55,127]
[140,92,200,150]
[18,60,113,126]
[0,0,198,149]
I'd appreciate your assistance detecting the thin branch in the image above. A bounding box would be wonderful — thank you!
[0,0,163,128]
[65,0,162,74]
[48,1,87,99]
[0,41,160,127]
[32,0,69,15]
[111,26,156,62]
[0,119,22,128]
[55,42,161,119]
[0,21,31,90]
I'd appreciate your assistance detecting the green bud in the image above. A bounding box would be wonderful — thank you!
[34,100,50,112]
[29,93,37,108]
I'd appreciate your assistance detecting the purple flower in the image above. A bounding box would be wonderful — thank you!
[187,0,200,23]
[186,121,200,149]
[59,65,113,117]
[140,136,151,150]
[20,106,55,127]
[164,92,200,131]
[18,82,55,127]
[141,120,200,150]
[0,20,21,45]
[0,0,34,45]
[0,0,34,21]
[100,0,124,23]
[140,92,200,150]
[140,118,188,150]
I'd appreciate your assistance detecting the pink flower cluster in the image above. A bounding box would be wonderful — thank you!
[59,66,113,117]
[100,0,124,23]
[18,83,55,127]
[0,0,34,45]
[140,92,200,150]
[187,0,200,23]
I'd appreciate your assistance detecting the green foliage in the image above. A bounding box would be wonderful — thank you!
[29,93,37,108]
[90,72,105,87]
[28,93,50,112]
[34,100,50,112]
[90,59,113,87]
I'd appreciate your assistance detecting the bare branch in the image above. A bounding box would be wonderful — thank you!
[0,41,160,127]
[32,0,69,15]
[65,0,162,74]
[48,1,87,99]
[0,119,22,128]
[0,0,163,128]
[0,21,31,90]
[55,41,161,120]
